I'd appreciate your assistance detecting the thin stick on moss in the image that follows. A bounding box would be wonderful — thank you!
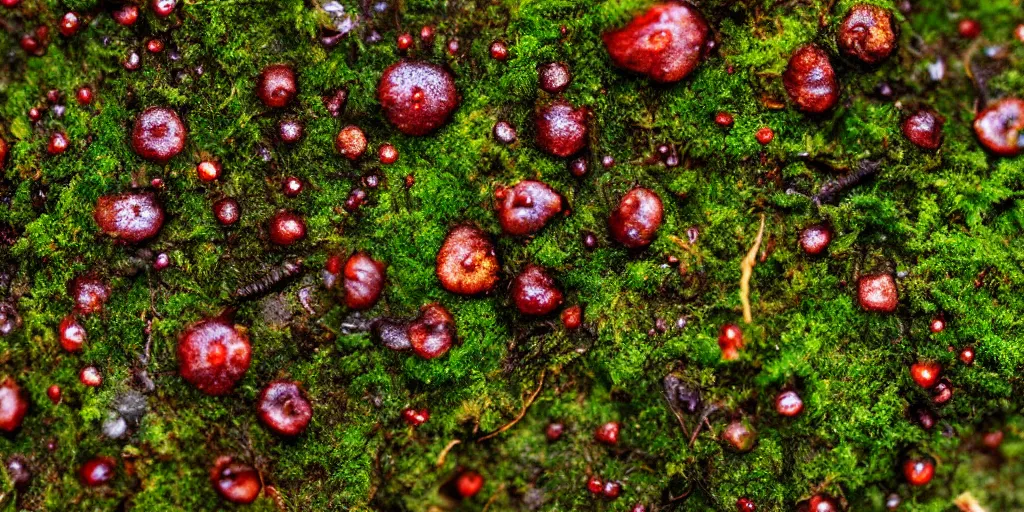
[955,492,988,512]
[435,439,461,467]
[740,215,766,324]
[478,370,546,442]
[481,483,507,512]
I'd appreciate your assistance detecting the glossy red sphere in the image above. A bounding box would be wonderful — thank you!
[94,192,165,244]
[257,64,298,108]
[76,86,93,105]
[959,346,975,365]
[282,176,303,197]
[336,125,367,160]
[69,276,110,315]
[79,456,116,487]
[79,366,102,387]
[837,5,896,64]
[177,317,252,395]
[402,407,429,426]
[343,252,386,310]
[602,3,711,83]
[910,361,941,389]
[278,119,303,144]
[857,273,898,312]
[59,314,87,352]
[409,303,456,359]
[378,144,399,164]
[47,132,69,155]
[210,456,261,504]
[737,497,757,512]
[561,305,583,329]
[489,40,509,60]
[715,111,734,127]
[0,378,28,432]
[775,390,804,417]
[152,0,176,17]
[131,107,187,162]
[538,62,572,94]
[377,61,459,136]
[59,12,82,37]
[47,384,61,404]
[929,317,945,333]
[511,265,564,316]
[594,421,620,445]
[112,4,139,25]
[268,210,306,245]
[436,225,499,295]
[903,458,935,486]
[494,180,564,236]
[197,161,221,182]
[586,476,604,494]
[719,323,743,361]
[455,470,484,498]
[602,480,622,499]
[213,198,240,226]
[783,45,839,114]
[545,422,565,441]
[973,98,1024,156]
[958,19,981,39]
[258,380,313,436]
[756,127,774,145]
[535,100,588,157]
[146,39,165,53]
[609,187,663,248]
[799,224,832,255]
[902,109,944,150]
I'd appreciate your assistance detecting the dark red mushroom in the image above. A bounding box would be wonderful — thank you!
[257,64,297,108]
[494,180,564,236]
[783,45,839,114]
[268,210,306,245]
[177,317,252,395]
[857,273,898,312]
[213,198,240,226]
[799,224,832,255]
[511,265,564,316]
[775,390,804,417]
[408,303,456,359]
[594,421,620,445]
[538,62,572,93]
[602,3,711,83]
[131,107,186,163]
[59,314,87,352]
[837,5,897,64]
[609,187,663,248]
[535,100,588,157]
[257,380,313,436]
[0,378,28,432]
[151,0,176,17]
[377,61,459,136]
[436,225,499,295]
[336,125,367,160]
[210,456,262,504]
[973,98,1024,156]
[94,192,165,244]
[79,456,116,487]
[343,252,386,310]
[69,276,111,315]
[902,109,945,150]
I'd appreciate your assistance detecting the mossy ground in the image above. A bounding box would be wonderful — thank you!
[2,0,1024,510]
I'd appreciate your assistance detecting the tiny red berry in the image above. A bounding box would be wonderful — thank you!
[379,144,398,164]
[282,176,304,197]
[455,471,483,498]
[146,39,164,53]
[586,476,603,494]
[601,480,621,499]
[958,19,981,39]
[59,12,82,37]
[594,421,619,445]
[903,458,935,486]
[775,390,803,417]
[982,431,1004,450]
[80,456,116,486]
[197,161,221,182]
[80,365,103,387]
[48,132,69,155]
[736,497,757,512]
[755,127,774,145]
[718,323,743,361]
[112,4,139,26]
[489,40,509,60]
[397,33,413,51]
[561,305,582,329]
[910,361,941,389]
[715,112,734,127]
[59,314,87,352]
[545,422,564,441]
[959,346,975,365]
[76,87,93,105]
[402,408,429,426]
[47,384,61,404]
[929,317,945,333]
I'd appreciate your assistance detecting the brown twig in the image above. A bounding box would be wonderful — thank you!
[478,370,546,442]
[689,403,721,447]
[435,439,461,467]
[481,484,506,512]
[740,215,766,324]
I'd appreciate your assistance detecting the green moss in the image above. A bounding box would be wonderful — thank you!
[2,0,1024,510]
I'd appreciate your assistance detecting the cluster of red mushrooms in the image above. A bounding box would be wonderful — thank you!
[0,0,1020,508]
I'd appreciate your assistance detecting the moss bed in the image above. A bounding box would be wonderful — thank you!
[3,0,1024,510]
